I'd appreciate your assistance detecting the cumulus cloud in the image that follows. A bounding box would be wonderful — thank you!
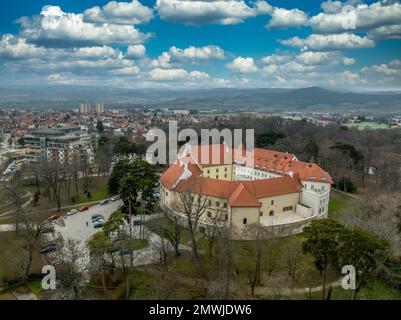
[169,45,225,60]
[125,44,146,59]
[296,51,355,66]
[362,59,401,77]
[261,53,292,64]
[155,0,272,25]
[112,65,141,75]
[0,34,47,59]
[150,52,173,69]
[17,5,152,47]
[279,33,375,51]
[0,35,124,62]
[310,1,401,39]
[149,67,209,80]
[149,45,225,69]
[267,7,308,28]
[227,57,259,73]
[83,0,153,25]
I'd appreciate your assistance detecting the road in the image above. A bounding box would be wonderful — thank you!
[53,200,122,244]
[0,198,190,268]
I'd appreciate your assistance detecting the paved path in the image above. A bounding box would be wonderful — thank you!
[11,290,38,300]
[332,188,363,200]
[0,192,33,218]
[254,280,342,297]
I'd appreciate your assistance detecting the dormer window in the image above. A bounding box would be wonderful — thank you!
[279,170,284,174]
[321,177,327,182]
[311,176,316,182]
[270,169,275,173]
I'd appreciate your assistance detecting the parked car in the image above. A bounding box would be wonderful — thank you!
[119,248,131,255]
[41,242,57,250]
[93,219,105,228]
[41,245,57,254]
[49,214,60,221]
[79,206,89,212]
[133,219,142,226]
[111,195,120,202]
[99,199,110,205]
[67,209,78,216]
[91,214,104,222]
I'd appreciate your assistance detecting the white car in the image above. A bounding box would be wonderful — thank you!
[67,209,78,216]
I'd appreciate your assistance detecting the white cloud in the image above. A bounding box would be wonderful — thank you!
[280,33,375,51]
[0,34,46,59]
[155,0,272,25]
[213,78,231,86]
[149,68,209,80]
[362,59,401,77]
[112,65,140,75]
[47,73,75,85]
[84,1,153,25]
[310,1,401,39]
[328,70,365,86]
[261,53,292,64]
[267,7,308,28]
[227,57,259,73]
[17,6,152,47]
[169,45,225,60]
[297,51,355,66]
[150,52,173,69]
[125,44,146,59]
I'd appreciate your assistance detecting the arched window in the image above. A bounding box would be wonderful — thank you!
[269,210,274,216]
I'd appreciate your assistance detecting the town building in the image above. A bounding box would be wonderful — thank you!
[95,102,105,114]
[79,102,91,114]
[159,144,332,239]
[23,128,94,164]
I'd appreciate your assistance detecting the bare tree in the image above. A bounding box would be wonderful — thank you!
[161,212,184,257]
[243,223,266,296]
[2,170,26,232]
[19,209,52,280]
[205,205,226,257]
[50,239,89,300]
[286,237,302,289]
[173,178,209,261]
[265,238,279,278]
[214,227,234,300]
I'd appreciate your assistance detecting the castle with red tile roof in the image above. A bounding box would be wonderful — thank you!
[159,144,332,239]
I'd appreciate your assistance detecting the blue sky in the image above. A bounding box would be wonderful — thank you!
[0,0,400,90]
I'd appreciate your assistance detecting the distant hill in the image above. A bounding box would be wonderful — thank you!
[0,85,400,113]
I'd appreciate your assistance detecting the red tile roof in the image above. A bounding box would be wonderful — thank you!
[186,144,233,167]
[172,175,302,207]
[228,183,262,207]
[159,159,202,189]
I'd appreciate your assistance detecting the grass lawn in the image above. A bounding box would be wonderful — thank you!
[145,216,192,245]
[22,176,110,212]
[0,218,12,225]
[301,280,401,300]
[26,279,43,297]
[0,231,43,282]
[328,191,354,220]
[0,193,30,215]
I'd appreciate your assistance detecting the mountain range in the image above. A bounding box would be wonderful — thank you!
[0,86,400,114]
